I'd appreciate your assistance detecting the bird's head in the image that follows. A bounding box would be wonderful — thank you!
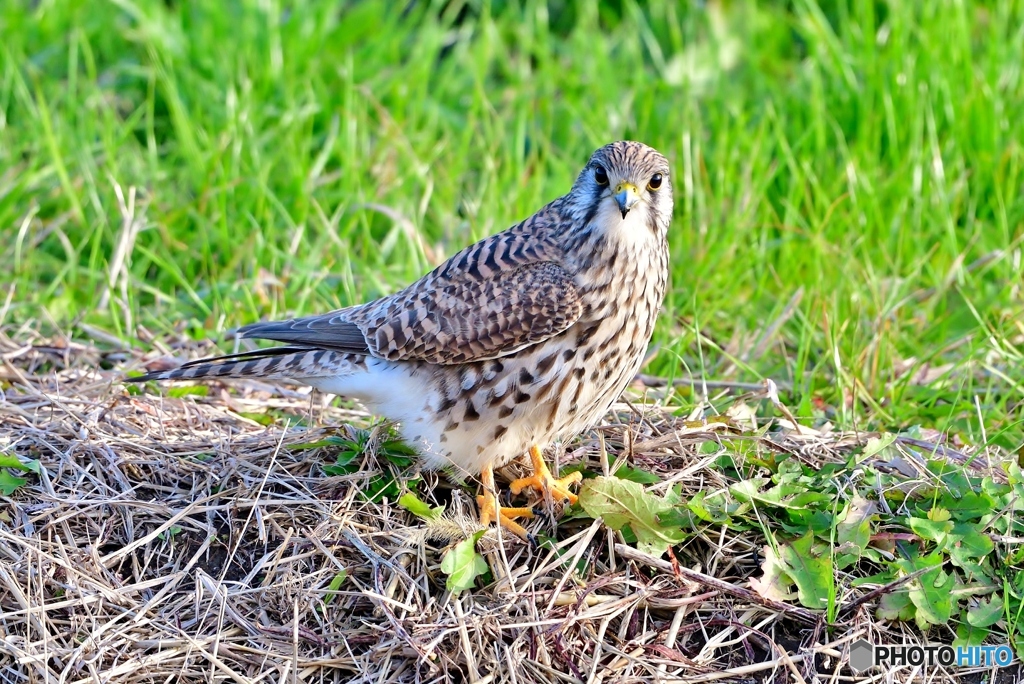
[566,141,674,241]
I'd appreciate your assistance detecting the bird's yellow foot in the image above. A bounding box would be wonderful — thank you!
[478,464,534,539]
[510,445,583,505]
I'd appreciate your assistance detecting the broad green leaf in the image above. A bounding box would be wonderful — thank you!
[0,470,28,495]
[654,507,696,529]
[687,491,712,521]
[749,545,796,602]
[859,433,897,461]
[903,554,954,627]
[908,517,953,544]
[877,589,915,621]
[687,490,731,523]
[940,491,995,521]
[578,476,686,557]
[965,594,1003,628]
[379,440,417,467]
[441,531,488,593]
[322,448,362,476]
[781,509,833,535]
[614,465,660,484]
[399,492,443,520]
[836,495,874,553]
[774,458,805,482]
[954,622,989,647]
[928,462,973,497]
[728,478,770,503]
[786,491,832,508]
[779,532,833,610]
[851,569,897,587]
[0,453,41,474]
[836,495,874,569]
[948,523,994,564]
[363,474,420,503]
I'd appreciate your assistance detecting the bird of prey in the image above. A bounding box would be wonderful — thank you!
[130,141,674,538]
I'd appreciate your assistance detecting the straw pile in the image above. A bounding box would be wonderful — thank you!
[0,330,1017,683]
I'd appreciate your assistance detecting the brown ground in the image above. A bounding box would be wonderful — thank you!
[0,331,1018,683]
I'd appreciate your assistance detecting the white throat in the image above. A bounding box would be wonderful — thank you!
[595,200,657,256]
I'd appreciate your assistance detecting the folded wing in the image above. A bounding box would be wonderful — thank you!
[240,260,583,365]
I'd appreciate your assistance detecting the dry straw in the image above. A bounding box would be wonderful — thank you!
[0,330,1016,683]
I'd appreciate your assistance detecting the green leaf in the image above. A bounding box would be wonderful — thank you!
[728,478,771,503]
[441,531,488,593]
[908,516,953,544]
[379,439,417,467]
[168,385,209,398]
[399,492,443,520]
[903,554,954,628]
[877,589,915,621]
[613,465,660,484]
[836,496,873,545]
[290,435,349,451]
[859,433,898,461]
[940,491,995,521]
[965,594,1003,628]
[835,495,874,569]
[778,532,833,610]
[686,490,731,523]
[323,448,362,476]
[749,544,796,602]
[0,453,41,474]
[927,461,974,497]
[578,476,687,557]
[948,522,994,565]
[237,411,276,426]
[363,474,418,503]
[0,470,28,495]
[781,509,833,535]
[851,569,898,587]
[786,491,832,508]
[323,569,348,604]
[954,622,990,647]
[654,507,696,530]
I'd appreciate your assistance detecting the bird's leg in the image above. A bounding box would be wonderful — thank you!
[510,445,583,505]
[477,463,535,539]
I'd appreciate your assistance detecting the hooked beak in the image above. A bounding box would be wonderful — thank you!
[613,182,640,218]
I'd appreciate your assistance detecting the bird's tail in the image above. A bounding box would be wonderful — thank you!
[126,346,361,383]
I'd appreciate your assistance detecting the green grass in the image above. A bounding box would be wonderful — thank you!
[2,3,1022,459]
[2,1,1020,448]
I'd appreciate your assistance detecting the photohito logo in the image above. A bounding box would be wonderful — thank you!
[849,639,1015,672]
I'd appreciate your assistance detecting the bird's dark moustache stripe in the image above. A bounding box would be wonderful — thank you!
[646,211,661,235]
[566,201,602,253]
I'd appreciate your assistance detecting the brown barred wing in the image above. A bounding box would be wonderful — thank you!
[356,260,583,364]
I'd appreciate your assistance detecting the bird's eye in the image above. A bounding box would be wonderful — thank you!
[647,173,663,191]
[594,165,609,186]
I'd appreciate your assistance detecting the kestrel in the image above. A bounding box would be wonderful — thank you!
[130,141,673,538]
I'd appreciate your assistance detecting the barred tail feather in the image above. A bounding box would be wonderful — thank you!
[126,347,366,383]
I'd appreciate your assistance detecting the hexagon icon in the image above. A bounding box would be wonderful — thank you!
[849,639,874,673]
